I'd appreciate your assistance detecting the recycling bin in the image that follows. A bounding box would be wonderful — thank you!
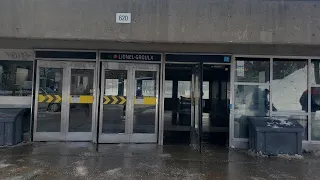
[0,109,25,146]
[248,116,304,155]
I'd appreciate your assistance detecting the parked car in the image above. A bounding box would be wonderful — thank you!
[39,87,61,112]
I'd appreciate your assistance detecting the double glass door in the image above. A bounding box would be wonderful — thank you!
[99,62,159,143]
[190,63,203,152]
[33,61,97,141]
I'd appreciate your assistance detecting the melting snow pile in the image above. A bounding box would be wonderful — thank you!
[277,154,304,159]
[267,117,294,128]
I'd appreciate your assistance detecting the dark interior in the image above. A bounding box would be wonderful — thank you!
[163,63,230,145]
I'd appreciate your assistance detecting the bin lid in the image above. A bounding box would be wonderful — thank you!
[0,109,25,122]
[248,117,304,132]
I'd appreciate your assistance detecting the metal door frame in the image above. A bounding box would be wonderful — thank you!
[33,60,97,141]
[98,62,131,143]
[130,63,159,143]
[98,62,159,143]
[66,62,96,141]
[190,63,203,152]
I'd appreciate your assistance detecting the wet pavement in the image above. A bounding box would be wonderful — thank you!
[0,143,320,180]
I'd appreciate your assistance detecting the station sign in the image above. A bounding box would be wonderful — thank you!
[101,53,162,62]
[166,54,231,63]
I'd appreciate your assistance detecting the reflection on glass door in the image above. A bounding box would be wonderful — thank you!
[102,70,127,134]
[133,71,157,134]
[34,61,96,141]
[37,68,63,133]
[99,62,159,143]
[68,69,94,132]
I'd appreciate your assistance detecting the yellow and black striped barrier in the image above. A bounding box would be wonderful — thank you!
[103,96,126,105]
[38,95,62,103]
[38,95,93,104]
[38,95,156,105]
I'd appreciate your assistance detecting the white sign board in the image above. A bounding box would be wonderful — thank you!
[71,96,81,103]
[236,61,245,77]
[116,13,131,24]
[0,49,34,61]
[136,97,144,104]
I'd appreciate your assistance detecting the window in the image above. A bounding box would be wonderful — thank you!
[164,80,173,98]
[203,81,209,99]
[272,59,307,112]
[311,60,320,140]
[234,57,270,138]
[234,85,269,138]
[233,57,309,140]
[0,61,33,96]
[178,81,191,98]
[235,58,270,83]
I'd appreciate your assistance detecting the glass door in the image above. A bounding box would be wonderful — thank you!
[190,63,203,152]
[99,62,159,143]
[33,61,97,141]
[66,62,96,141]
[131,64,159,143]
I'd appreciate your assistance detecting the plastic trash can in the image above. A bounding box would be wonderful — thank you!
[248,116,304,155]
[0,109,25,146]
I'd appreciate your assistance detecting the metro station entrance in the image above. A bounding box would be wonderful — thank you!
[98,62,159,143]
[163,54,231,151]
[33,61,97,141]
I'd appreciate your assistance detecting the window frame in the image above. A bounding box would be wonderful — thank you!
[232,56,314,143]
[0,55,35,108]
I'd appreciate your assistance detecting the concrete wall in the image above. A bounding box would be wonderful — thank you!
[0,0,320,45]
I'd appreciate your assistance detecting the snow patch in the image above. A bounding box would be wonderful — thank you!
[159,153,172,158]
[277,154,304,159]
[117,143,125,147]
[106,168,121,175]
[245,149,267,157]
[270,117,293,126]
[267,117,294,128]
[75,166,88,176]
[250,177,267,180]
[0,160,11,168]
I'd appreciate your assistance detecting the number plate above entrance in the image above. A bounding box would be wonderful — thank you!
[116,13,131,24]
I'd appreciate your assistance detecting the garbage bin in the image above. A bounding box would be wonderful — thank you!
[248,116,304,155]
[0,109,25,146]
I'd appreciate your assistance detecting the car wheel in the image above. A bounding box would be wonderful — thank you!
[48,103,60,112]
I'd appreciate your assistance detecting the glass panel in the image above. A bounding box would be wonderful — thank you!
[272,59,307,112]
[203,81,209,99]
[311,59,320,85]
[234,85,270,138]
[133,71,157,133]
[178,81,191,98]
[311,87,320,140]
[68,69,94,132]
[102,70,127,133]
[164,80,173,98]
[235,58,270,83]
[0,61,33,96]
[37,68,63,132]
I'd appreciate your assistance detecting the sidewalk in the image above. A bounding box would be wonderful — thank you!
[0,142,319,180]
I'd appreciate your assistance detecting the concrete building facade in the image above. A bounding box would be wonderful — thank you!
[0,0,320,151]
